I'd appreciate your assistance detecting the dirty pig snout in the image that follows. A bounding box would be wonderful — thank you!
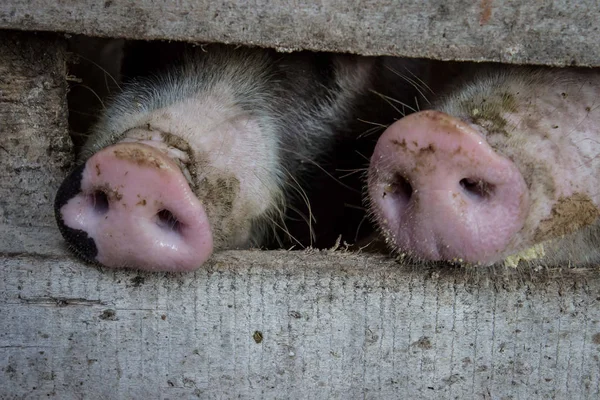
[368,110,530,264]
[54,142,213,272]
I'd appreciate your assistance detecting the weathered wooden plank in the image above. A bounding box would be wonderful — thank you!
[1,250,599,399]
[1,1,599,66]
[0,31,72,229]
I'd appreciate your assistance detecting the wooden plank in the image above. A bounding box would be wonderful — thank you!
[0,31,72,229]
[1,250,599,398]
[0,1,599,66]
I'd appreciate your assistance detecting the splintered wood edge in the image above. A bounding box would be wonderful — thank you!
[4,247,600,289]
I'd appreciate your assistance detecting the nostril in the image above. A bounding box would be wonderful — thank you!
[90,190,109,215]
[156,209,183,234]
[383,173,413,204]
[460,178,495,200]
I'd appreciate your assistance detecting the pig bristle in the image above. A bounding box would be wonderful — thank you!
[384,64,433,106]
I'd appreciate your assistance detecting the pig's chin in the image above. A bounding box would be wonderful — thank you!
[378,229,507,267]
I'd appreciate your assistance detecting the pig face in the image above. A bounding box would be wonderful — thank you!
[368,66,600,267]
[55,44,379,271]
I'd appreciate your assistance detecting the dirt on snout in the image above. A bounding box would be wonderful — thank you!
[113,146,167,169]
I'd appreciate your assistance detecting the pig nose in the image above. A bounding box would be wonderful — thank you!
[54,142,213,272]
[368,110,529,264]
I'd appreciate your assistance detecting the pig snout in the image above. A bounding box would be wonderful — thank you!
[368,110,530,264]
[54,142,213,272]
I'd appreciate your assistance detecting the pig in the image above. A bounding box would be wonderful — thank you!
[55,42,425,272]
[367,64,600,267]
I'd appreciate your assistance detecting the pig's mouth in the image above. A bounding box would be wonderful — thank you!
[118,126,197,190]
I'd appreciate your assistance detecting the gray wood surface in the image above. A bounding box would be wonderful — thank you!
[2,249,600,399]
[0,32,72,229]
[1,0,599,66]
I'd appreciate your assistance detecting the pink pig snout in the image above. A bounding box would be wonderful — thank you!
[368,110,530,264]
[55,142,213,272]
